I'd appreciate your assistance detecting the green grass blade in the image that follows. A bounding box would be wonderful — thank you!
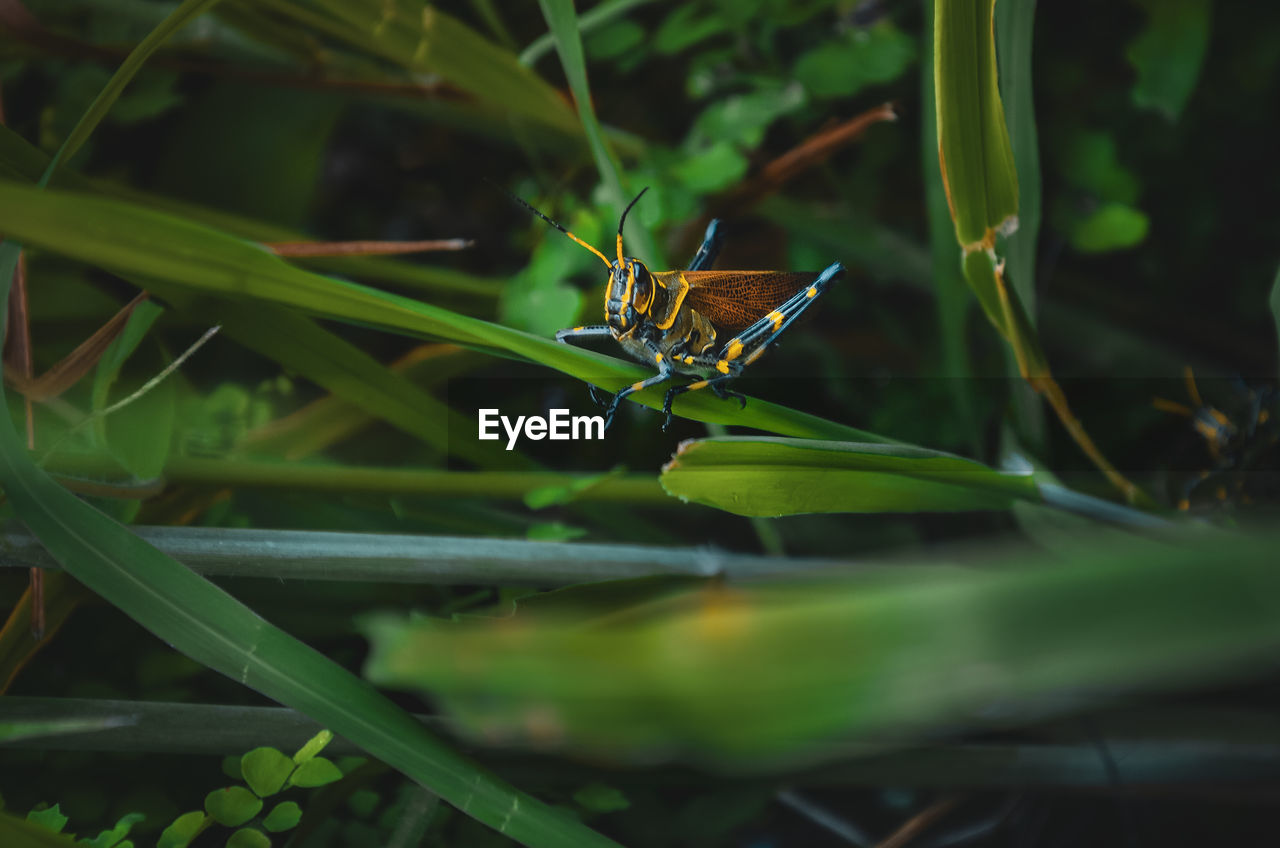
[140,286,527,469]
[9,696,1280,788]
[0,181,886,441]
[933,0,1018,249]
[521,0,656,67]
[536,0,661,266]
[0,123,502,303]
[994,0,1041,313]
[660,437,1041,516]
[364,530,1280,766]
[260,0,580,138]
[2,523,855,586]
[45,0,226,178]
[0,716,135,745]
[921,0,979,456]
[993,0,1048,452]
[43,452,665,506]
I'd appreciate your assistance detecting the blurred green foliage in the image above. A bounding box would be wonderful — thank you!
[2,0,1279,846]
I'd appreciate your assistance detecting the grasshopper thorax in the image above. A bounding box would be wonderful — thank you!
[604,258,654,336]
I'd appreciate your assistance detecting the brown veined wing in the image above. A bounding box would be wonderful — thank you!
[656,271,817,333]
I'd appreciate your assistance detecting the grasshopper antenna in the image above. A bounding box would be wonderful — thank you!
[488,178,612,270]
[617,187,649,265]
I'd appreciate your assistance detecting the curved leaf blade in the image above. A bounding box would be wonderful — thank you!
[0,181,887,442]
[660,437,1041,516]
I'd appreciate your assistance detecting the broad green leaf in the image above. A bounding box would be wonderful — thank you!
[1127,0,1211,121]
[1068,202,1150,253]
[668,142,748,194]
[260,802,302,833]
[793,21,917,100]
[501,280,583,339]
[365,530,1280,765]
[934,0,1019,247]
[157,812,209,848]
[224,828,270,848]
[241,748,294,798]
[0,181,887,441]
[584,20,645,61]
[660,437,1040,516]
[204,787,263,827]
[1056,130,1140,203]
[287,757,343,789]
[691,83,806,148]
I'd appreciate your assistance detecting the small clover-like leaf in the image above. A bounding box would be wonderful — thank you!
[291,730,332,764]
[204,787,263,827]
[80,812,145,847]
[225,827,271,848]
[157,811,208,848]
[261,802,301,833]
[240,748,293,798]
[27,804,69,833]
[287,757,343,788]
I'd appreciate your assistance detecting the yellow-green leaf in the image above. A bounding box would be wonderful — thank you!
[934,0,1019,247]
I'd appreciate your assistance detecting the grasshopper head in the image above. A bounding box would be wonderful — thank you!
[605,258,653,336]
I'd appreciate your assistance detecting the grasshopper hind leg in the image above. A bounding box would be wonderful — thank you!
[687,219,724,272]
[661,260,843,431]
